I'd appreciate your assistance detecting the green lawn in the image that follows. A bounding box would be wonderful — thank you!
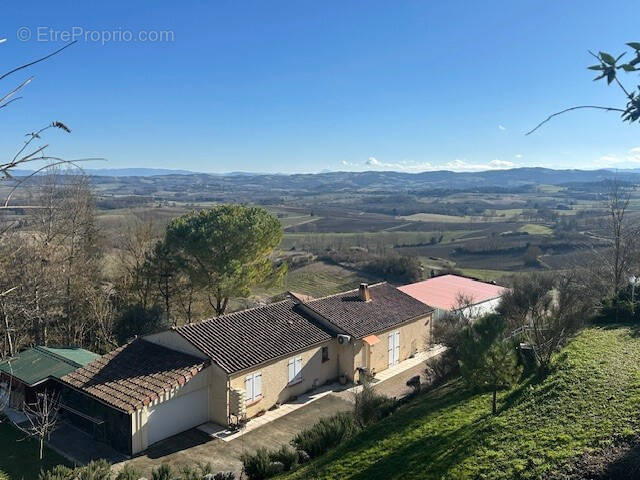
[518,223,554,235]
[282,326,640,479]
[0,422,71,480]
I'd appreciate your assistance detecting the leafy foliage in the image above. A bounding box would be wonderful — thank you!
[459,314,522,414]
[151,463,173,480]
[165,205,285,316]
[290,411,361,459]
[114,464,143,480]
[588,44,640,123]
[113,304,168,344]
[38,460,111,480]
[241,448,279,480]
[353,382,396,428]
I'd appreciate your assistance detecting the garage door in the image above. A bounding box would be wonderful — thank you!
[147,387,209,446]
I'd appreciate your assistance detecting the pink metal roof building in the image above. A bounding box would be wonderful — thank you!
[398,274,507,311]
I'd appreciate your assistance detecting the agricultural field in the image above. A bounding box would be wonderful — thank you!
[77,174,640,300]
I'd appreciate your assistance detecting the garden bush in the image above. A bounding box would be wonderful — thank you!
[269,445,299,472]
[290,411,360,459]
[353,382,396,428]
[151,463,174,480]
[38,461,111,480]
[115,464,142,480]
[38,465,75,480]
[241,447,279,480]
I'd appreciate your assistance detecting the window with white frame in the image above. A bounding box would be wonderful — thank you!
[245,372,262,403]
[287,355,303,384]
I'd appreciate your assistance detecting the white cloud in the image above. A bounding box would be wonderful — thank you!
[498,125,506,131]
[598,147,640,167]
[440,159,515,172]
[515,154,523,159]
[341,156,517,173]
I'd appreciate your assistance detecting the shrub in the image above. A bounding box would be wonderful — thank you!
[38,466,75,480]
[269,445,299,472]
[425,350,459,387]
[353,382,396,428]
[213,473,236,480]
[291,411,360,459]
[84,460,113,480]
[40,461,112,480]
[115,464,142,480]
[151,464,174,480]
[241,448,278,480]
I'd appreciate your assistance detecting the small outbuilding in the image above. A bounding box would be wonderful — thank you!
[0,346,99,409]
[399,274,507,319]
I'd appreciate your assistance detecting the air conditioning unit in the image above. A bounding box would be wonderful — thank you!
[229,388,246,417]
[337,334,352,345]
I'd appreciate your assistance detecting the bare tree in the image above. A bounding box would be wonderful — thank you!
[576,180,638,303]
[114,218,159,310]
[499,272,592,372]
[21,390,60,460]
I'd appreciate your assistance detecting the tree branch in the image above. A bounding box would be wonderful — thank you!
[526,105,627,135]
[0,41,77,82]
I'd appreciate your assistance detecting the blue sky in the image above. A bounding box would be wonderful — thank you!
[2,1,640,173]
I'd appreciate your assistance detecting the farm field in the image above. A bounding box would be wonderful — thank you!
[256,261,376,299]
[282,325,640,480]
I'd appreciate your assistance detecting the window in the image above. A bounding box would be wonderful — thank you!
[321,346,329,363]
[287,356,303,384]
[245,372,262,404]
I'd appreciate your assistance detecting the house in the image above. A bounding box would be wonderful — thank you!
[0,346,99,409]
[398,274,507,319]
[57,282,433,455]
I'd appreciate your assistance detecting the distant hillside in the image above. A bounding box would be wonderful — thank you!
[12,166,638,186]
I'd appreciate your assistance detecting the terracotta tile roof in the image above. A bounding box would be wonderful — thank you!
[398,274,507,311]
[60,339,209,413]
[175,299,333,375]
[305,282,433,339]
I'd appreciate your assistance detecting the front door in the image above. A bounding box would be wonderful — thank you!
[388,331,400,366]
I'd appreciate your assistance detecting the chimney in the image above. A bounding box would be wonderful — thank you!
[359,283,371,302]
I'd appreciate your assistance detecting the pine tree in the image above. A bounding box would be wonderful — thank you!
[459,314,522,414]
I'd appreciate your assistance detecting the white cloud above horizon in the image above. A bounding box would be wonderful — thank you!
[339,156,517,173]
[598,146,640,168]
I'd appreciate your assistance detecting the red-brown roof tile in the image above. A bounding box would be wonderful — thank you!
[60,339,209,413]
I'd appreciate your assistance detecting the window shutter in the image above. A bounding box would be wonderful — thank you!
[245,375,253,401]
[254,373,262,397]
[295,356,303,380]
[288,358,295,382]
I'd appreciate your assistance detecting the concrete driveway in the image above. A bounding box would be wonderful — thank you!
[116,394,354,476]
[115,355,434,477]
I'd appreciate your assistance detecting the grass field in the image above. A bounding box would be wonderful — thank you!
[518,223,554,235]
[458,268,519,282]
[0,422,71,480]
[257,261,375,299]
[282,326,640,479]
[400,213,476,223]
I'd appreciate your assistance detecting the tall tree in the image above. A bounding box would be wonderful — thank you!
[166,205,285,316]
